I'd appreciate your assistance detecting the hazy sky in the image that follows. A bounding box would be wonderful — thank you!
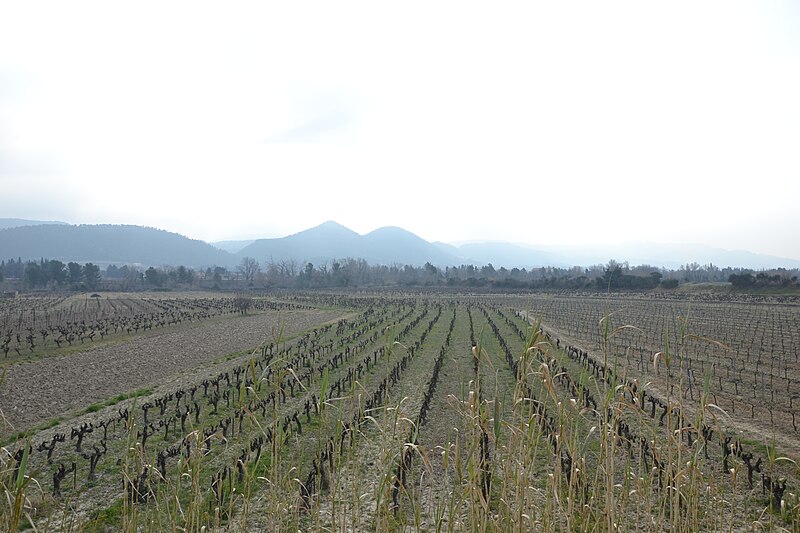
[2,2,799,258]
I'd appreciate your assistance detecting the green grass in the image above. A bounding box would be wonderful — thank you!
[1,418,64,447]
[1,386,153,445]
[83,498,125,531]
[79,388,153,415]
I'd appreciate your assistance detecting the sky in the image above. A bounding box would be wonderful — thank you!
[1,1,799,259]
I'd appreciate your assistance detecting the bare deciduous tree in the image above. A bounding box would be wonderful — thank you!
[238,257,260,281]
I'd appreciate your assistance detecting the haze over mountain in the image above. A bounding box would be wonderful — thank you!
[4,3,799,269]
[237,222,463,267]
[1,219,799,271]
[212,240,256,254]
[0,223,233,268]
[533,242,800,271]
[452,242,568,269]
[0,218,67,230]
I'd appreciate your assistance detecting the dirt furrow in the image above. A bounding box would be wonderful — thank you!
[0,309,346,436]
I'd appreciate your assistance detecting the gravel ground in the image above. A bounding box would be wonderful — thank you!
[0,308,346,436]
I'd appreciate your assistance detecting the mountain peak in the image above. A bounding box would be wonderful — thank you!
[237,222,461,266]
[318,220,349,229]
[286,220,350,234]
[365,226,415,237]
[294,221,361,238]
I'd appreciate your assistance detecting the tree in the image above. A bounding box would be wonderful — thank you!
[145,267,163,287]
[68,262,83,283]
[83,263,101,290]
[660,279,679,289]
[600,266,623,289]
[176,265,193,284]
[238,257,260,282]
[46,260,67,285]
[729,272,754,289]
[105,264,120,278]
[424,262,438,276]
[278,259,298,278]
[121,266,144,290]
[298,262,315,288]
[24,262,42,287]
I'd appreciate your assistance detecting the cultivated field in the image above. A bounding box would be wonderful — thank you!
[0,291,798,531]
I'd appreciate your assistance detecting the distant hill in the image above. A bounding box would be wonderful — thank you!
[0,224,235,268]
[237,221,462,267]
[2,219,797,271]
[454,242,567,268]
[436,240,800,270]
[0,218,68,230]
[361,226,461,266]
[212,240,256,254]
[432,241,461,257]
[534,242,800,270]
[238,221,362,265]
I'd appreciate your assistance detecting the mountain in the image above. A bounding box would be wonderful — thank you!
[238,221,362,264]
[454,242,567,268]
[432,241,461,257]
[0,218,68,230]
[2,219,797,272]
[237,221,464,267]
[534,242,800,270]
[212,240,256,254]
[0,224,235,268]
[440,240,800,270]
[361,226,460,266]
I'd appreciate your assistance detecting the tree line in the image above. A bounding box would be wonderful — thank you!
[1,258,102,290]
[728,271,799,290]
[216,257,800,291]
[2,256,798,292]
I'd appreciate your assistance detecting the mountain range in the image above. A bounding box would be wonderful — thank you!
[0,223,231,267]
[0,218,67,230]
[234,222,465,268]
[1,218,799,271]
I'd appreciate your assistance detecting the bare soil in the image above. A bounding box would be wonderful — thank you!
[0,308,346,437]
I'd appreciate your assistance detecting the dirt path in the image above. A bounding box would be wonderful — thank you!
[0,309,346,436]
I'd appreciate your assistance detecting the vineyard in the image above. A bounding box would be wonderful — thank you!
[1,291,798,531]
[508,293,800,454]
[0,293,298,363]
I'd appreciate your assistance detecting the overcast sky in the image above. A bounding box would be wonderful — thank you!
[2,2,799,259]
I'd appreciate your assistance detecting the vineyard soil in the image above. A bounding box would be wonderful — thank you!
[0,291,798,532]
[0,307,347,438]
